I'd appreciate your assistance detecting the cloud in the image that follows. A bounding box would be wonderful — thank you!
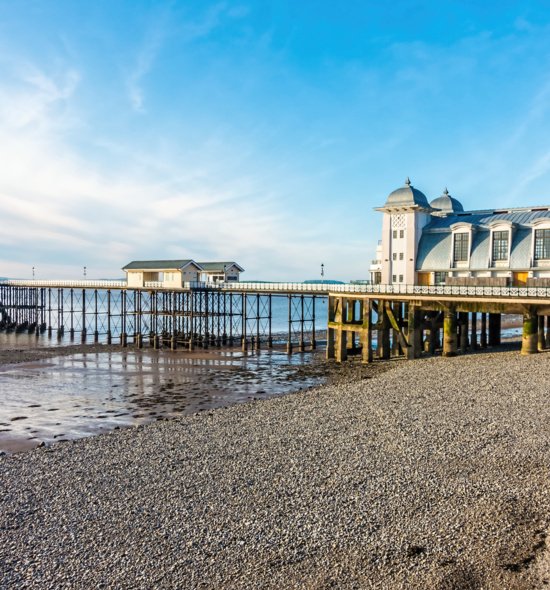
[125,2,249,113]
[0,54,331,280]
[126,28,165,113]
[0,61,79,129]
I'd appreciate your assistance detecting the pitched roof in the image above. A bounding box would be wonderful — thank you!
[122,260,201,271]
[197,261,244,272]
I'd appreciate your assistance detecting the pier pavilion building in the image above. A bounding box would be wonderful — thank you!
[369,178,550,287]
[123,260,203,288]
[123,259,244,288]
[197,262,244,283]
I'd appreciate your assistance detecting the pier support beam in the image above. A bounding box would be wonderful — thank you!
[480,313,487,348]
[406,305,422,360]
[522,310,538,355]
[360,299,373,364]
[443,308,457,357]
[488,313,501,347]
[326,297,336,360]
[471,312,478,350]
[537,315,546,351]
[335,297,347,363]
[459,312,469,353]
[378,300,390,360]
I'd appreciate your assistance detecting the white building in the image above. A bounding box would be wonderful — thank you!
[369,178,550,287]
[123,260,203,288]
[197,262,244,283]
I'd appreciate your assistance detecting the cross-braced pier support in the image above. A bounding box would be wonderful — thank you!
[0,285,321,355]
[327,292,550,363]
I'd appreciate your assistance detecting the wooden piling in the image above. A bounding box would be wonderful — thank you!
[522,310,538,355]
[443,307,457,357]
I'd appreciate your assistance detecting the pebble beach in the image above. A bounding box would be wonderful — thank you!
[1,348,550,589]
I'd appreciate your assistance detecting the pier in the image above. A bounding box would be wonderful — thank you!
[326,284,550,361]
[0,280,322,353]
[1,280,550,359]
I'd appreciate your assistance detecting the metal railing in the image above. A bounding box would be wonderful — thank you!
[1,279,550,298]
[0,279,126,288]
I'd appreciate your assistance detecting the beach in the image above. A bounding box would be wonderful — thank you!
[1,344,549,589]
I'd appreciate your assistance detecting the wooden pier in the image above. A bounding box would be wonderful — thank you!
[327,286,550,362]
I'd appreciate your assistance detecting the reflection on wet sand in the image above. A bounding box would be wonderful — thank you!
[0,348,324,454]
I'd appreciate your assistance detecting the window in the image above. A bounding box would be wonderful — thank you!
[434,272,447,284]
[453,233,469,262]
[392,230,397,239]
[399,275,403,282]
[392,253,397,261]
[392,274,397,282]
[399,229,404,238]
[535,229,550,260]
[492,231,509,261]
[399,253,404,260]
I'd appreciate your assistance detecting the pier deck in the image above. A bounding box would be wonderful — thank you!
[1,280,550,359]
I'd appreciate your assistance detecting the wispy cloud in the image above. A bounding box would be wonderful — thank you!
[0,61,79,129]
[125,2,249,113]
[126,27,165,113]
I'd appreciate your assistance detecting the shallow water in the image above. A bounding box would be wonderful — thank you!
[0,348,323,454]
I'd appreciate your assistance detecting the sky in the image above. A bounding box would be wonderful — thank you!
[1,1,550,281]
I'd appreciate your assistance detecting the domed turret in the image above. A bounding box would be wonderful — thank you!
[430,188,464,214]
[383,177,430,208]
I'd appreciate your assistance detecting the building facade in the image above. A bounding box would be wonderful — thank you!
[123,259,244,288]
[197,262,244,283]
[123,260,203,288]
[369,178,550,286]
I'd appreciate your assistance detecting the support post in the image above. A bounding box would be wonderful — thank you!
[522,309,538,355]
[471,312,478,350]
[311,295,316,350]
[443,307,458,357]
[406,304,421,360]
[488,313,501,346]
[459,312,468,353]
[81,289,87,343]
[537,315,545,351]
[242,293,247,352]
[480,312,487,348]
[378,300,390,360]
[286,294,293,354]
[360,299,373,364]
[326,296,336,360]
[267,294,273,348]
[335,297,347,362]
[299,295,305,352]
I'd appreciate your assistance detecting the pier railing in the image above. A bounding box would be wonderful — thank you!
[1,279,550,298]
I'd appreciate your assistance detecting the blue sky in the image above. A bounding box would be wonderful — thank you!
[1,1,550,280]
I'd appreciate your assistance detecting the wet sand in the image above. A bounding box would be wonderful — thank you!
[0,340,385,455]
